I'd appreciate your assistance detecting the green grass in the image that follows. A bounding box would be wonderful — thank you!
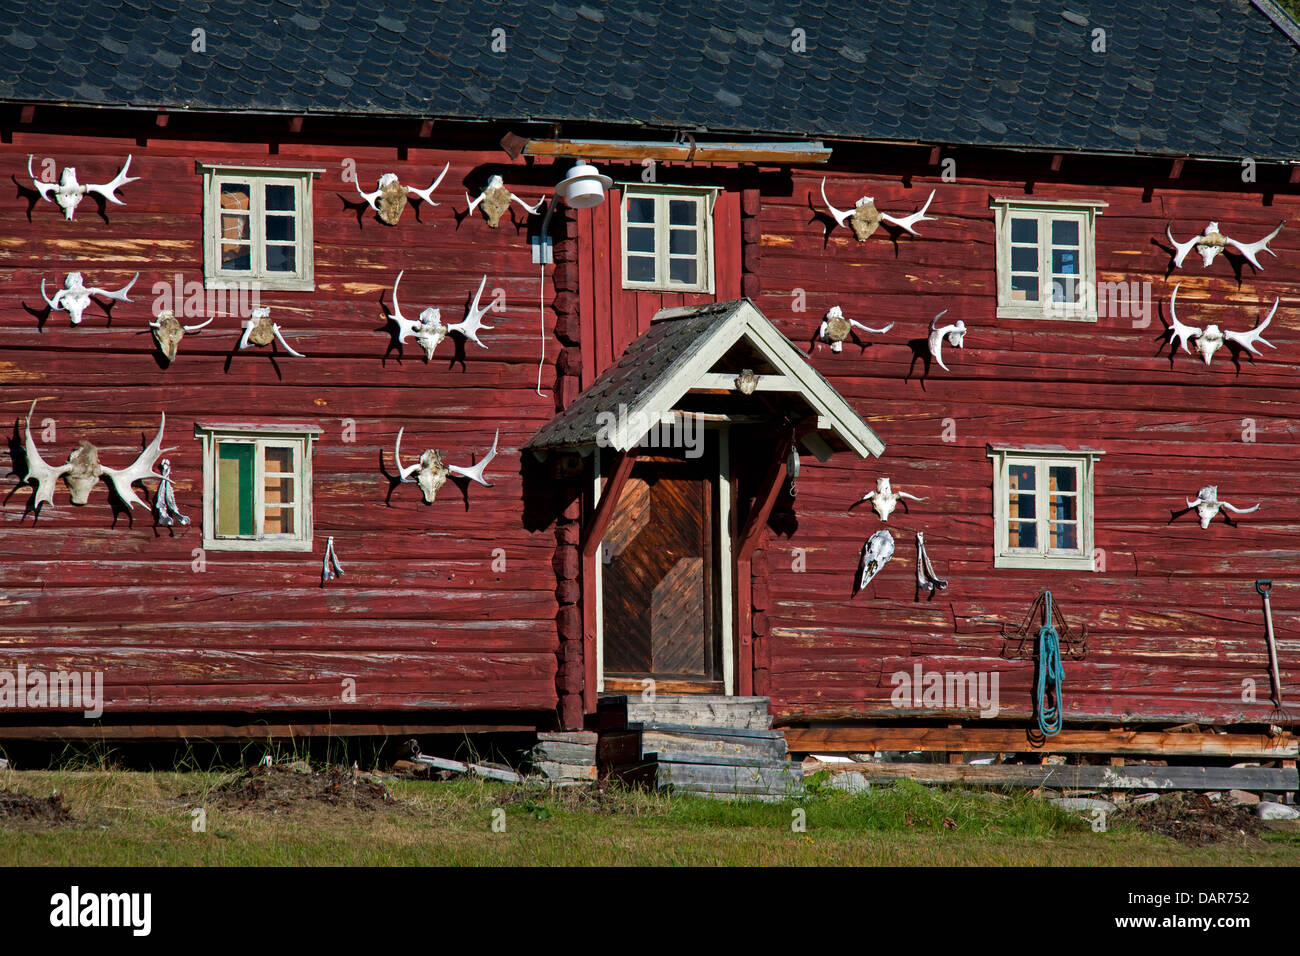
[1,767,1297,866]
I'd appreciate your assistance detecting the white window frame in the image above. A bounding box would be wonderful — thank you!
[199,164,321,292]
[991,198,1105,322]
[988,445,1102,571]
[195,423,321,552]
[619,184,717,294]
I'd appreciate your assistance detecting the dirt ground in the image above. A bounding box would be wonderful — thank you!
[196,764,397,813]
[1113,792,1265,847]
[0,788,74,830]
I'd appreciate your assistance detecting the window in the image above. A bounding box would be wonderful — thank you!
[991,199,1105,321]
[199,164,320,291]
[195,424,320,551]
[621,185,715,293]
[988,446,1102,570]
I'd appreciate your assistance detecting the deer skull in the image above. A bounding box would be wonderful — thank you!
[149,310,215,364]
[22,400,173,511]
[28,154,139,220]
[1167,220,1285,270]
[41,271,138,326]
[818,306,893,352]
[355,163,450,225]
[392,428,500,504]
[1166,285,1277,367]
[858,529,896,590]
[386,272,498,361]
[819,179,937,240]
[860,476,926,522]
[1186,485,1259,529]
[928,310,966,371]
[465,175,544,228]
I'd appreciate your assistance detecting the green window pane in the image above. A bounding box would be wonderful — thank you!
[217,443,255,536]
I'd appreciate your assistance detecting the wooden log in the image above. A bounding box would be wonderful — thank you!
[807,761,1300,791]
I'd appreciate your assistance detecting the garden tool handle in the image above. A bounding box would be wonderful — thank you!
[1256,579,1273,597]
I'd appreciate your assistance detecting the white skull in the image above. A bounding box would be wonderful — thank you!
[1195,325,1225,366]
[944,320,967,349]
[1193,485,1221,529]
[60,272,92,325]
[415,448,449,504]
[859,529,896,590]
[1196,222,1227,267]
[54,167,85,220]
[414,307,448,361]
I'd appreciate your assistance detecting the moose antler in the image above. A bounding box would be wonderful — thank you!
[879,189,937,236]
[446,429,500,487]
[406,162,450,206]
[100,413,174,510]
[40,272,138,325]
[28,154,139,219]
[387,271,449,361]
[23,400,71,511]
[1223,298,1278,356]
[927,310,967,371]
[819,179,937,238]
[1167,220,1285,270]
[447,276,495,349]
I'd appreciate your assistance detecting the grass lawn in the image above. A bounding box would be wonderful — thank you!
[3,764,1299,866]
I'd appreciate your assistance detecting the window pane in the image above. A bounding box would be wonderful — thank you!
[1010,218,1037,243]
[1050,466,1078,494]
[669,228,697,255]
[1011,246,1038,273]
[265,214,296,242]
[626,226,655,254]
[221,243,251,270]
[627,255,655,282]
[264,506,295,535]
[1051,522,1078,550]
[669,257,697,284]
[221,183,251,211]
[1009,463,1036,522]
[627,197,654,223]
[264,446,295,475]
[1051,277,1077,302]
[1050,493,1077,523]
[1051,219,1079,245]
[1010,274,1038,301]
[1010,520,1038,549]
[217,443,255,536]
[222,213,249,242]
[265,244,296,273]
[1052,248,1078,274]
[669,200,697,226]
[265,184,295,211]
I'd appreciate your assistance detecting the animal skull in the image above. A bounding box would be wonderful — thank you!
[858,529,896,590]
[386,271,498,361]
[927,310,966,371]
[818,306,894,353]
[465,175,544,228]
[820,179,937,240]
[238,307,305,357]
[41,271,138,325]
[149,310,215,364]
[355,163,450,225]
[860,476,926,522]
[1167,220,1285,270]
[22,400,173,511]
[28,154,139,220]
[1185,485,1259,529]
[393,428,500,504]
[1166,285,1277,367]
[915,531,948,594]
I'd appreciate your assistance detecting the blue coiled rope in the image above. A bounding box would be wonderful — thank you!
[1035,591,1065,737]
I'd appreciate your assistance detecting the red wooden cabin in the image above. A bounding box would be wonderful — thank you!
[1,0,1298,756]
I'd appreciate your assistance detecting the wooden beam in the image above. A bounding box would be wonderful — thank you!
[784,726,1299,758]
[500,132,832,165]
[288,115,304,133]
[0,722,538,740]
[581,451,636,713]
[1169,157,1185,179]
[691,372,799,392]
[804,761,1300,791]
[737,446,788,564]
[419,119,434,138]
[19,105,34,124]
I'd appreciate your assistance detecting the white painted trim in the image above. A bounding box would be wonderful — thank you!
[718,426,735,696]
[620,185,715,294]
[593,451,604,693]
[691,372,800,392]
[197,425,315,553]
[992,199,1102,322]
[202,165,315,292]
[988,446,1099,571]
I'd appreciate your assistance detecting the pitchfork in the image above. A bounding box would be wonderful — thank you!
[1255,580,1292,733]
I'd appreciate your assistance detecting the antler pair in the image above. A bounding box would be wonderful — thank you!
[387,272,497,360]
[820,178,937,239]
[392,428,500,504]
[1167,220,1284,270]
[1166,285,1276,366]
[29,154,139,220]
[41,272,138,325]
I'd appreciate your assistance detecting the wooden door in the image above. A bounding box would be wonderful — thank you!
[602,447,722,689]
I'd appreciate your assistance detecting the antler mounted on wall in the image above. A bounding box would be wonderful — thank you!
[22,400,173,512]
[355,162,450,225]
[818,305,893,353]
[819,178,936,240]
[238,307,305,358]
[150,310,215,364]
[391,427,500,504]
[1183,485,1260,529]
[859,476,926,522]
[465,175,543,228]
[28,154,139,220]
[927,310,967,371]
[1166,220,1285,270]
[1166,285,1277,366]
[41,272,138,325]
[385,272,499,361]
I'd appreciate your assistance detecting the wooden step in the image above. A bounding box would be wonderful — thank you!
[657,760,804,796]
[648,751,792,769]
[616,695,773,730]
[640,727,788,761]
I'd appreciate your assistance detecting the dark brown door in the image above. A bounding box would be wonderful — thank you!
[602,446,722,687]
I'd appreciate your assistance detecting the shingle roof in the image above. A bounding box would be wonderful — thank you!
[2,0,1298,161]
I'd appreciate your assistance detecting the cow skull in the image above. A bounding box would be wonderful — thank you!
[820,179,936,240]
[1166,284,1277,366]
[355,163,450,225]
[465,175,544,228]
[239,307,305,357]
[41,271,138,325]
[386,272,498,361]
[28,154,139,220]
[858,529,896,590]
[860,476,926,522]
[22,400,172,510]
[1185,485,1259,529]
[149,310,215,364]
[928,310,967,371]
[818,306,894,352]
[1167,220,1285,270]
[392,427,500,504]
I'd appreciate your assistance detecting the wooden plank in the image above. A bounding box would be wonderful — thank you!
[0,721,539,740]
[502,135,832,165]
[784,726,1299,758]
[809,762,1300,791]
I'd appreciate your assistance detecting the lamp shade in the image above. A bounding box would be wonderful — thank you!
[555,162,613,209]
